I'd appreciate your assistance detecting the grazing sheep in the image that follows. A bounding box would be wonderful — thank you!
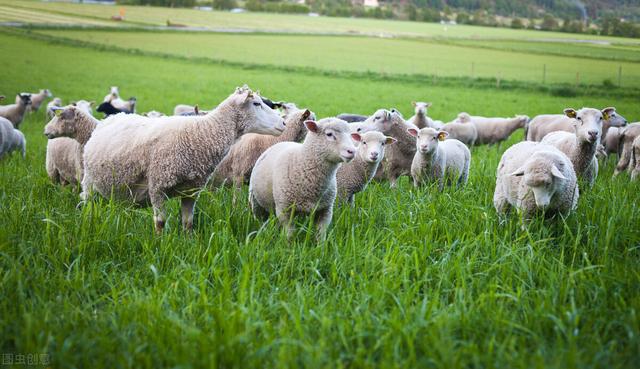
[407,101,433,129]
[0,117,26,159]
[0,93,31,128]
[630,136,640,180]
[44,106,100,185]
[214,107,314,188]
[336,131,396,204]
[28,89,52,112]
[360,109,418,188]
[464,113,529,145]
[408,128,470,190]
[527,107,625,142]
[249,118,357,240]
[143,110,166,118]
[82,86,286,233]
[494,141,578,222]
[337,113,368,123]
[441,117,478,146]
[614,123,640,175]
[46,97,63,120]
[541,108,605,186]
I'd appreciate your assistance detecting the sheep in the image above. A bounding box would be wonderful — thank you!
[614,123,640,176]
[540,108,606,187]
[493,141,578,223]
[214,107,314,189]
[603,127,621,156]
[72,100,94,116]
[143,110,166,118]
[249,118,357,240]
[28,89,52,112]
[44,106,100,185]
[336,131,396,204]
[408,127,470,190]
[0,95,4,102]
[109,94,136,114]
[81,86,286,233]
[337,113,368,123]
[0,93,31,128]
[526,107,625,142]
[463,113,529,145]
[46,97,63,120]
[359,109,418,188]
[103,86,119,103]
[173,104,208,116]
[96,99,135,117]
[630,136,640,180]
[407,101,433,129]
[0,117,26,159]
[440,115,478,146]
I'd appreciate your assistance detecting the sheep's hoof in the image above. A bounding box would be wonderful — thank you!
[155,221,165,234]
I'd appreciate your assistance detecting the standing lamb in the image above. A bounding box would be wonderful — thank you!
[614,123,640,176]
[541,108,606,186]
[82,86,286,233]
[464,114,529,145]
[249,118,356,240]
[0,117,26,159]
[441,115,478,146]
[407,101,434,129]
[408,128,470,190]
[28,89,52,112]
[46,97,63,120]
[336,131,396,204]
[526,107,625,142]
[0,93,31,128]
[494,141,578,223]
[214,107,314,188]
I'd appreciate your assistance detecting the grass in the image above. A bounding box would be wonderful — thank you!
[1,29,640,368]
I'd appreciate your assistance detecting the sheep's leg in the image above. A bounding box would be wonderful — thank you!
[150,190,167,234]
[314,207,333,242]
[347,194,355,207]
[275,206,295,239]
[615,142,632,175]
[181,197,196,232]
[249,191,270,221]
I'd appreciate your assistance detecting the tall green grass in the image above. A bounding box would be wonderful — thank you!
[1,31,639,368]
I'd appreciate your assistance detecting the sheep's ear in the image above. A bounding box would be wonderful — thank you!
[351,133,362,142]
[305,120,319,133]
[509,167,525,177]
[53,107,64,117]
[194,105,200,115]
[385,136,397,145]
[437,131,448,141]
[301,109,311,120]
[551,165,567,180]
[407,128,418,137]
[411,101,416,107]
[70,101,77,106]
[425,102,432,108]
[89,101,95,107]
[564,108,577,119]
[601,107,615,120]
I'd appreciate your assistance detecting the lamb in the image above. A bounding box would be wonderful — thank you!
[336,113,368,123]
[28,89,52,112]
[249,118,357,240]
[44,106,100,185]
[360,109,418,187]
[630,136,640,180]
[214,107,314,188]
[96,99,135,117]
[441,116,478,146]
[72,100,94,115]
[46,97,63,120]
[0,93,31,128]
[408,128,470,190]
[103,86,119,103]
[614,123,640,175]
[109,94,136,113]
[407,101,433,129]
[336,131,396,204]
[464,113,529,145]
[493,141,578,222]
[0,117,26,159]
[82,86,286,233]
[526,107,625,142]
[541,108,606,186]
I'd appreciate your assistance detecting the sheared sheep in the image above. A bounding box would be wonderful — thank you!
[82,86,286,233]
[527,107,625,142]
[0,93,31,128]
[0,117,26,159]
[408,128,470,190]
[249,118,356,240]
[494,141,578,223]
[463,113,529,145]
[28,89,52,112]
[336,131,396,204]
[614,123,640,176]
[441,116,478,146]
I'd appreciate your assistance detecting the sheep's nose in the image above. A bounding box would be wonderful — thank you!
[370,152,379,159]
[346,148,355,155]
[588,130,598,138]
[420,145,428,150]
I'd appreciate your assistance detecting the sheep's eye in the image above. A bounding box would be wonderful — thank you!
[362,141,367,145]
[374,116,379,121]
[381,142,385,146]
[253,102,261,107]
[326,132,333,137]
[576,117,582,120]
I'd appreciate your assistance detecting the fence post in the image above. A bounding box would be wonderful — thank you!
[618,66,622,87]
[542,64,546,84]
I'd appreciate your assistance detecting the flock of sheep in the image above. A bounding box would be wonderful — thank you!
[1,84,639,239]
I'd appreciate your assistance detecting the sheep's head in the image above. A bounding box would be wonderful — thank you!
[304,118,357,164]
[109,86,119,95]
[72,100,94,115]
[42,89,53,98]
[412,101,432,116]
[17,93,31,106]
[51,97,62,106]
[510,153,568,209]
[44,106,81,139]
[456,112,471,124]
[284,108,314,142]
[232,86,285,136]
[355,131,396,164]
[516,115,530,127]
[601,107,627,128]
[408,127,447,155]
[360,109,392,133]
[564,107,603,144]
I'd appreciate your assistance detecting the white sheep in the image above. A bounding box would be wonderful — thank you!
[614,123,640,175]
[0,117,26,159]
[408,127,470,190]
[214,107,314,189]
[336,131,396,204]
[28,89,52,112]
[103,86,119,103]
[526,107,625,142]
[462,113,529,145]
[630,136,640,180]
[441,115,478,146]
[82,86,285,233]
[541,108,606,186]
[0,93,31,128]
[143,110,166,118]
[494,141,578,222]
[249,118,357,240]
[407,101,432,129]
[72,100,94,116]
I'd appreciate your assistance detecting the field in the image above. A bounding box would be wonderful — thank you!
[2,3,640,368]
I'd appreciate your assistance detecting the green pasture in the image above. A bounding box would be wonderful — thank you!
[1,27,639,369]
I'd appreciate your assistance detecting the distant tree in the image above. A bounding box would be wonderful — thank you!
[510,17,524,29]
[245,0,262,11]
[212,0,236,10]
[541,14,558,30]
[456,12,470,24]
[406,4,418,21]
[422,8,441,22]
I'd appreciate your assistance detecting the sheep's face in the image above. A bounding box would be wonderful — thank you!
[305,118,357,163]
[511,157,567,209]
[565,108,603,144]
[413,101,431,116]
[409,127,447,155]
[44,107,79,139]
[239,90,286,136]
[356,131,396,164]
[360,109,392,133]
[110,86,119,95]
[42,89,53,98]
[51,98,62,106]
[516,115,529,128]
[17,93,31,106]
[602,107,627,128]
[456,112,471,124]
[73,100,94,115]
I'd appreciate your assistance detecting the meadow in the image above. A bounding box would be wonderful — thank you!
[1,10,640,369]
